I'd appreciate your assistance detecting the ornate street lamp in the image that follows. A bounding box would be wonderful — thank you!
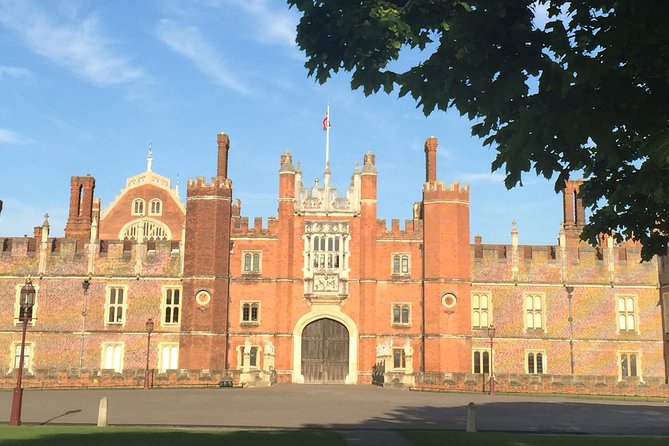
[9,278,36,426]
[144,318,154,390]
[79,278,91,368]
[487,324,496,396]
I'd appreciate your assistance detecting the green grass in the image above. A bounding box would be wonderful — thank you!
[403,430,669,446]
[0,426,346,446]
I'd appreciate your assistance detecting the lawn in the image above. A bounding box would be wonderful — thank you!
[0,426,346,446]
[403,430,669,446]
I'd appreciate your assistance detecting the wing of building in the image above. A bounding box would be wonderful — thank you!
[1,132,668,396]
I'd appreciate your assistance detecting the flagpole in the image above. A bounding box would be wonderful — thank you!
[325,104,330,168]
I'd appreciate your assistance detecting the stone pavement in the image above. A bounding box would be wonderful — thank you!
[1,384,668,438]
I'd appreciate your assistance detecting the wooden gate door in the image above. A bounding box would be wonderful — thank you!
[301,318,349,383]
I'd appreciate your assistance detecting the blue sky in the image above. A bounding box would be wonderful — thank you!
[0,0,563,245]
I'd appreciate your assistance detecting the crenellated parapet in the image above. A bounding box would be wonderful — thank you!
[422,180,470,201]
[187,176,232,193]
[377,218,423,238]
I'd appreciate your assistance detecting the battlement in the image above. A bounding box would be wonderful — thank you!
[232,216,278,236]
[187,176,232,189]
[377,218,422,238]
[423,180,470,200]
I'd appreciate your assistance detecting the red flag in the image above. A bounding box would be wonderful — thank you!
[322,112,330,130]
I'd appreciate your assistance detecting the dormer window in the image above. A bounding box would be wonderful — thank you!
[149,199,162,216]
[132,198,145,216]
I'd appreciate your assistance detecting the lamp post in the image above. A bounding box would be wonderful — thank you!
[487,324,496,396]
[9,278,36,426]
[79,278,91,368]
[565,286,575,374]
[144,317,154,390]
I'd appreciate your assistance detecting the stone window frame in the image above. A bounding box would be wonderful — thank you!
[104,285,128,326]
[237,344,262,369]
[148,198,162,216]
[391,253,410,276]
[131,198,145,216]
[242,251,262,275]
[471,291,492,329]
[157,342,179,373]
[391,302,411,327]
[9,341,35,374]
[616,294,639,334]
[240,301,260,326]
[618,351,641,381]
[14,282,39,327]
[392,347,406,370]
[523,292,547,333]
[161,286,181,326]
[100,342,124,373]
[525,349,547,375]
[472,349,491,374]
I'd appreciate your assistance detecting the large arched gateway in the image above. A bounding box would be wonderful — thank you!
[301,318,349,383]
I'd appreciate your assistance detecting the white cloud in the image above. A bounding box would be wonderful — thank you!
[460,172,506,183]
[0,1,143,85]
[155,19,249,94]
[0,65,31,79]
[0,128,27,144]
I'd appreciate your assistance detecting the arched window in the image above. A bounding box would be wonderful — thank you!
[132,199,145,216]
[119,218,171,241]
[149,199,162,216]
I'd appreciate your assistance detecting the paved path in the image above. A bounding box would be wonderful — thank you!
[1,385,668,436]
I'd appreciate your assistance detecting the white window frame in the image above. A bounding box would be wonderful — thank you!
[391,302,411,327]
[105,285,128,326]
[523,293,546,332]
[148,198,162,216]
[9,341,34,374]
[391,253,410,276]
[158,343,179,373]
[14,282,39,326]
[240,301,260,325]
[618,351,641,381]
[161,286,181,326]
[101,342,124,372]
[471,291,492,329]
[242,251,262,274]
[525,350,547,374]
[131,198,145,216]
[616,295,639,333]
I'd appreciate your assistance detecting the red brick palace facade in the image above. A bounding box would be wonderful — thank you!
[1,133,669,394]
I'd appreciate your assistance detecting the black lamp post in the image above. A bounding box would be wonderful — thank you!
[9,278,36,426]
[144,317,154,390]
[565,286,575,374]
[79,278,91,368]
[487,324,496,395]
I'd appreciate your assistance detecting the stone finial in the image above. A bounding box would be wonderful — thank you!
[362,151,377,174]
[279,150,295,173]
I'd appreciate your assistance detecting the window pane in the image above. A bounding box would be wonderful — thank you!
[528,353,535,374]
[482,351,489,374]
[480,311,488,327]
[173,289,180,304]
[472,311,480,328]
[253,253,260,271]
[401,306,410,323]
[619,314,627,330]
[116,307,123,322]
[621,354,628,377]
[393,306,400,323]
[526,313,534,329]
[243,304,250,321]
[244,254,251,271]
[250,347,257,367]
[164,307,171,323]
[481,295,488,309]
[173,308,179,323]
[526,296,533,309]
[626,298,634,312]
[472,294,480,308]
[393,256,400,273]
[474,352,481,373]
[251,304,258,321]
[537,353,543,374]
[627,315,635,330]
[534,296,542,309]
[618,298,625,312]
[630,354,637,377]
[166,289,172,305]
[401,256,409,273]
[117,289,123,304]
[110,288,116,304]
[534,313,542,329]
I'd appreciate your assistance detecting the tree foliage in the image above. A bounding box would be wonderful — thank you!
[288,0,669,260]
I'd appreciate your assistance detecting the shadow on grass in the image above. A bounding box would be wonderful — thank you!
[0,427,345,446]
